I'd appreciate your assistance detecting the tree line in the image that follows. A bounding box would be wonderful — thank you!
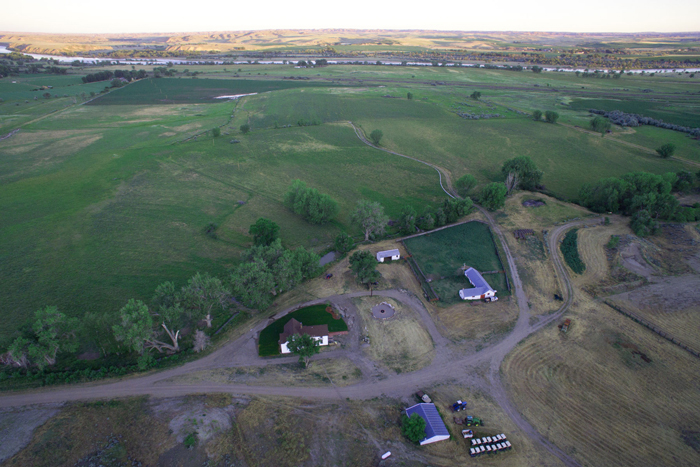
[82,69,147,84]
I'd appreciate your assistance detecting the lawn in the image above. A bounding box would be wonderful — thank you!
[403,221,509,304]
[258,305,348,356]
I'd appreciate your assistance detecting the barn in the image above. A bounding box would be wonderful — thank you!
[278,318,329,354]
[459,267,497,300]
[376,249,400,262]
[404,403,450,445]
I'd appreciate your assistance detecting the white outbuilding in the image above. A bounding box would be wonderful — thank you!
[459,267,497,300]
[376,249,400,262]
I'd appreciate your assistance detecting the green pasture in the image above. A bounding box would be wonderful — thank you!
[403,222,509,304]
[1,68,700,346]
[258,305,347,356]
[89,78,345,105]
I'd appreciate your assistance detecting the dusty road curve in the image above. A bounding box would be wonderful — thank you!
[0,130,600,466]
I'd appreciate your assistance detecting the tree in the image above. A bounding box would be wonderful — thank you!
[501,156,544,192]
[370,129,383,145]
[286,333,320,368]
[480,182,508,211]
[193,330,210,353]
[112,299,154,359]
[544,111,559,123]
[673,170,694,193]
[398,205,417,235]
[349,250,381,294]
[455,174,477,196]
[212,127,221,137]
[351,200,388,241]
[656,143,676,159]
[630,210,659,237]
[417,210,435,230]
[334,232,355,255]
[283,180,339,224]
[230,259,275,309]
[401,413,427,444]
[531,66,543,73]
[590,116,611,136]
[470,91,481,100]
[180,273,230,328]
[407,92,413,100]
[240,123,250,134]
[532,109,543,121]
[249,218,280,246]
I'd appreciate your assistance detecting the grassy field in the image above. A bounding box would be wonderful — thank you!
[258,304,348,356]
[404,221,509,304]
[88,78,345,105]
[1,65,699,347]
[353,296,434,373]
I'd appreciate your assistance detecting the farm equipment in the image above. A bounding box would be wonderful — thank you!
[560,319,571,333]
[465,416,483,427]
[484,296,498,302]
[452,400,468,412]
[462,429,474,438]
[324,273,333,280]
[416,391,431,403]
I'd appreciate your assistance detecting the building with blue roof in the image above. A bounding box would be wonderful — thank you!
[405,403,450,445]
[459,267,497,300]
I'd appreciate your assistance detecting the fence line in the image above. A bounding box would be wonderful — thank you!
[604,301,700,359]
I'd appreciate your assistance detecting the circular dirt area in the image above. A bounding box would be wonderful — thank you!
[371,302,396,320]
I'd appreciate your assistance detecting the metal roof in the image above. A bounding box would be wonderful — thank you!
[459,268,494,298]
[376,249,400,259]
[405,403,449,443]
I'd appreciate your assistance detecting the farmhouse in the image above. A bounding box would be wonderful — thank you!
[376,249,400,262]
[405,403,450,445]
[278,318,329,354]
[459,267,497,300]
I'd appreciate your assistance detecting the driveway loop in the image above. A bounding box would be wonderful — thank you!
[371,302,396,320]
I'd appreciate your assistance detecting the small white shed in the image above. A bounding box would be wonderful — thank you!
[376,249,400,262]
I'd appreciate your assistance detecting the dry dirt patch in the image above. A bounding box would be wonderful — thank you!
[354,296,434,373]
[161,357,362,387]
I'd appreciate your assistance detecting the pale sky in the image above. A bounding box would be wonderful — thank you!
[1,0,699,34]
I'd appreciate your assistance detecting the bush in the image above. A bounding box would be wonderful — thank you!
[455,174,477,196]
[283,180,339,224]
[212,127,221,137]
[532,109,543,121]
[240,123,250,134]
[656,143,676,159]
[370,129,383,145]
[544,110,559,123]
[561,229,586,274]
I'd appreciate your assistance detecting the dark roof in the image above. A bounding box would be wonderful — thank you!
[279,318,329,344]
[405,403,449,442]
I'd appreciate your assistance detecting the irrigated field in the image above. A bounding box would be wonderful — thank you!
[404,221,509,304]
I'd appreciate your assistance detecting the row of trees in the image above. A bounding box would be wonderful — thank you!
[284,180,339,224]
[82,69,147,83]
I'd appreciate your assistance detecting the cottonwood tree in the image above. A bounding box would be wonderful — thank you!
[349,250,381,295]
[287,333,320,368]
[3,306,78,370]
[112,299,182,363]
[351,200,389,241]
[656,143,676,159]
[398,205,417,235]
[193,330,211,353]
[249,218,280,246]
[455,174,477,196]
[181,273,230,328]
[334,232,355,255]
[283,180,339,224]
[370,129,383,145]
[480,182,508,211]
[501,156,544,193]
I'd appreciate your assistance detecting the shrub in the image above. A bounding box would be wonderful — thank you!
[544,110,559,123]
[656,143,676,159]
[370,129,383,145]
[402,413,426,444]
[212,127,221,137]
[532,109,543,121]
[240,123,250,134]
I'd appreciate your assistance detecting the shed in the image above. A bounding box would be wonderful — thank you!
[459,267,497,300]
[376,249,400,262]
[405,403,450,445]
[278,318,329,354]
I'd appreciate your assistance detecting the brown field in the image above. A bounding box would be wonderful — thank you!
[353,296,434,373]
[422,385,564,466]
[161,357,362,388]
[502,293,700,467]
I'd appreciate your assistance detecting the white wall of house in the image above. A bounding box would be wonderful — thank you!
[280,335,328,354]
[459,289,496,300]
[377,253,400,262]
[420,434,451,445]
